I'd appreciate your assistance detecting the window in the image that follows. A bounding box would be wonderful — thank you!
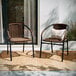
[2,0,38,44]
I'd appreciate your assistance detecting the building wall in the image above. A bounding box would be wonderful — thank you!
[40,0,76,50]
[0,0,76,51]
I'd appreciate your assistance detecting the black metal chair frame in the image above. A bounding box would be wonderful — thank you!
[40,24,69,62]
[7,23,34,61]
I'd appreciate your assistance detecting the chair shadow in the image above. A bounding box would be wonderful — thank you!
[30,50,76,62]
[26,50,53,59]
[0,50,76,62]
[0,51,21,61]
[3,64,69,71]
[55,51,76,62]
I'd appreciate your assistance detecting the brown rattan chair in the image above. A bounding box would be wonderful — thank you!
[40,23,69,62]
[7,23,34,61]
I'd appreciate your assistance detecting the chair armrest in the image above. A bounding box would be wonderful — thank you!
[7,30,11,40]
[24,25,34,41]
[41,24,53,37]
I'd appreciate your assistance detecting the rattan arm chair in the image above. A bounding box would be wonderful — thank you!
[7,23,34,61]
[40,23,69,62]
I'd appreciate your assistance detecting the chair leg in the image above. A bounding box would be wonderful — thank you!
[10,43,12,61]
[51,41,53,53]
[40,41,42,58]
[7,41,9,54]
[32,42,34,57]
[23,43,25,52]
[67,40,69,55]
[62,41,64,62]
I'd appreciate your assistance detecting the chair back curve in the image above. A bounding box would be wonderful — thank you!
[53,23,68,30]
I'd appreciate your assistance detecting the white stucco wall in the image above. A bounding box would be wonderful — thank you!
[40,0,76,51]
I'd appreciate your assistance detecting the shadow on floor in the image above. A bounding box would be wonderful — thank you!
[0,50,76,62]
[3,64,67,71]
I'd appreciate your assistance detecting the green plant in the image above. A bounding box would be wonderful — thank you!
[68,23,76,40]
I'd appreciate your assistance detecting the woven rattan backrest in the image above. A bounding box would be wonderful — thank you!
[8,23,24,38]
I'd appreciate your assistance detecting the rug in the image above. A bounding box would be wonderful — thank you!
[0,50,76,71]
